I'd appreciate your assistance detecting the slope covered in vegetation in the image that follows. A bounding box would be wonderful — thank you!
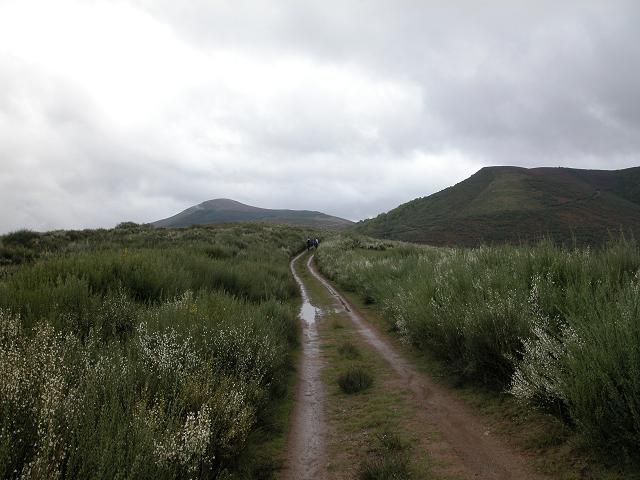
[0,223,309,479]
[356,166,640,246]
[316,236,640,465]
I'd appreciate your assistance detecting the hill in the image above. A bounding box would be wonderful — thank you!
[356,166,640,246]
[152,198,354,230]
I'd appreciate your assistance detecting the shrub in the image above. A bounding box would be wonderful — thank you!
[511,275,640,457]
[358,432,411,480]
[115,221,141,229]
[2,229,40,247]
[0,245,35,265]
[338,367,373,394]
[0,223,309,478]
[359,456,411,480]
[316,235,640,458]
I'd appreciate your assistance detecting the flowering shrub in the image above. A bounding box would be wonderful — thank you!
[316,236,640,457]
[0,224,308,479]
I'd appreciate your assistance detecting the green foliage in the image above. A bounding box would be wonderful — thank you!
[0,244,35,266]
[337,367,374,394]
[2,229,40,247]
[0,223,310,479]
[0,230,41,265]
[115,221,147,230]
[317,235,640,460]
[358,432,412,480]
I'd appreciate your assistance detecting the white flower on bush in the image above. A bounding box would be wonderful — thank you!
[151,404,214,476]
[509,277,581,407]
[143,380,254,477]
[0,310,85,479]
[210,324,280,386]
[509,321,569,404]
[136,322,199,379]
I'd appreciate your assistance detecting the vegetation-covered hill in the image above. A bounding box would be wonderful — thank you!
[356,166,640,246]
[153,198,353,230]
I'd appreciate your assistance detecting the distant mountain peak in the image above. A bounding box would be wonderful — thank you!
[194,199,262,212]
[152,198,353,229]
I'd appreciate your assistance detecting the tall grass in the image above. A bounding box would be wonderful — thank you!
[316,235,640,459]
[0,223,310,479]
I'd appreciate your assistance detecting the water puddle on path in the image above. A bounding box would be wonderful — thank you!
[300,301,317,327]
[283,253,326,480]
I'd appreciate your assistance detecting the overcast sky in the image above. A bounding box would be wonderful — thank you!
[1,0,639,232]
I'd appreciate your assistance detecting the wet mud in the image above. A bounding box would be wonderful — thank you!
[282,252,326,480]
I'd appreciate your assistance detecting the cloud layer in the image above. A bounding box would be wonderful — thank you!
[1,0,639,232]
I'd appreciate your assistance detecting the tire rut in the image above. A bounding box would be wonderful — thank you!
[282,252,326,480]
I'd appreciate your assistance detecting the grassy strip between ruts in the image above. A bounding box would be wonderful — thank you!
[294,254,434,479]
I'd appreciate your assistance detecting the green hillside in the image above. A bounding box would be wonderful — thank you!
[152,198,353,230]
[356,166,640,246]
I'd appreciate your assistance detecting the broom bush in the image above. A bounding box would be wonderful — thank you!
[0,223,309,479]
[316,235,640,458]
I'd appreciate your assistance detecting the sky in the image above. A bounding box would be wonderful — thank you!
[1,0,639,233]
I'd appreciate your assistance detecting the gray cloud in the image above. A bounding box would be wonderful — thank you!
[1,0,639,233]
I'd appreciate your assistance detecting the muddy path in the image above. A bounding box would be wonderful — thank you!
[306,254,548,480]
[282,252,326,480]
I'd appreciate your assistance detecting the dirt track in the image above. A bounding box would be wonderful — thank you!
[302,253,548,480]
[282,252,326,480]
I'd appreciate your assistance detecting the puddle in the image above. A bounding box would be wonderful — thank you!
[300,301,317,326]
